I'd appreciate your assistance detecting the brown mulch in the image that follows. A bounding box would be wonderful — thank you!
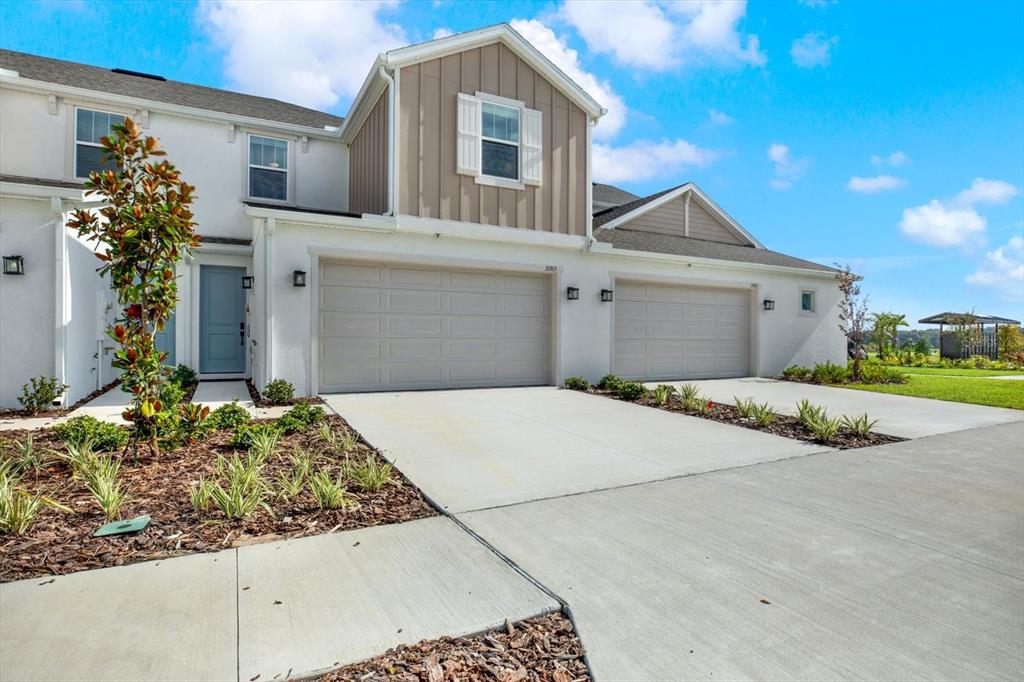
[594,389,905,449]
[0,415,436,582]
[0,379,122,420]
[245,378,325,407]
[320,613,590,682]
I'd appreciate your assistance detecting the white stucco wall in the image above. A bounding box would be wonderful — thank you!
[256,217,846,396]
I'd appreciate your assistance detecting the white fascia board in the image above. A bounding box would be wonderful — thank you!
[381,24,605,120]
[0,76,341,140]
[337,56,387,144]
[243,204,397,232]
[0,181,89,201]
[588,241,838,280]
[396,214,590,250]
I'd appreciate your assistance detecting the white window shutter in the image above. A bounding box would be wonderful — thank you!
[456,93,481,176]
[521,107,543,186]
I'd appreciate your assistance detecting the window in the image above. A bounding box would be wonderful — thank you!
[75,108,125,178]
[248,135,288,201]
[481,101,519,180]
[801,290,816,313]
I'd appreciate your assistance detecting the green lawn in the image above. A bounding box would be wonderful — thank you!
[843,374,1024,410]
[895,366,1024,377]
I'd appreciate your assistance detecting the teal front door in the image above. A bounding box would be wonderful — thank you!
[155,310,176,365]
[200,265,246,374]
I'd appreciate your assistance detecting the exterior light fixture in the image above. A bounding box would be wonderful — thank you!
[242,275,254,290]
[566,286,580,300]
[292,270,306,287]
[2,255,24,275]
[763,299,775,311]
[600,289,613,303]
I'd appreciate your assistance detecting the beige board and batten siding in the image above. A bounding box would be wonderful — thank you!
[348,92,389,215]
[623,193,747,245]
[398,42,588,235]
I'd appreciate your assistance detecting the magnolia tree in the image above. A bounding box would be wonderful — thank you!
[68,118,199,455]
[835,264,869,381]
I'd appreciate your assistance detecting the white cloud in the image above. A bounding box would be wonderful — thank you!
[593,138,717,183]
[847,175,908,194]
[510,19,626,140]
[953,178,1019,207]
[790,31,839,68]
[767,142,809,190]
[708,108,734,125]
[561,0,765,71]
[431,28,454,40]
[798,0,835,8]
[871,150,909,167]
[966,236,1024,299]
[900,178,1018,248]
[199,0,406,111]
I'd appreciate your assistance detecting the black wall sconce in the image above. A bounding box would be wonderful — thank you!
[600,289,614,302]
[242,275,254,290]
[566,286,580,300]
[3,255,25,275]
[292,270,306,287]
[763,299,775,311]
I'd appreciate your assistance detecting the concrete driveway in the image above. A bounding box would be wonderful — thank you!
[463,421,1024,680]
[663,377,1022,438]
[324,387,830,512]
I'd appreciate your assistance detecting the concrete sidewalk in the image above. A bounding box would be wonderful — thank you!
[0,517,558,682]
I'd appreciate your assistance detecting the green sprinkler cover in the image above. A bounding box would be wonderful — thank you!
[93,515,151,537]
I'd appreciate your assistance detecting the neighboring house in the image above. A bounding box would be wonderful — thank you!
[0,24,844,407]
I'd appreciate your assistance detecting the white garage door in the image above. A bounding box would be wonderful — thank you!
[614,281,750,381]
[318,261,550,392]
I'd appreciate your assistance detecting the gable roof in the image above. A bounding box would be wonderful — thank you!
[0,49,343,130]
[918,312,1021,325]
[593,183,764,249]
[593,182,640,208]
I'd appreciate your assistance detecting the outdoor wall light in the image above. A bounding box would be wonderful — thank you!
[292,270,306,287]
[242,275,254,290]
[2,255,24,275]
[763,299,775,311]
[600,289,614,303]
[566,286,580,300]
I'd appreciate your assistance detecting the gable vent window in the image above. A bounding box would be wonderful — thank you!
[457,92,542,189]
[75,108,125,178]
[248,134,288,201]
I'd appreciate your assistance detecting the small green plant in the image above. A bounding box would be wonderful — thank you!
[263,379,295,405]
[563,376,590,391]
[781,365,812,382]
[207,401,251,430]
[207,453,271,519]
[158,380,185,410]
[10,435,47,475]
[169,364,198,390]
[58,439,99,480]
[52,416,130,452]
[811,362,850,385]
[795,399,827,427]
[749,401,776,427]
[177,403,212,444]
[84,456,130,521]
[678,383,701,402]
[597,374,623,392]
[276,402,325,434]
[344,454,394,493]
[691,398,714,415]
[806,414,843,443]
[189,478,216,513]
[652,384,677,406]
[734,397,756,419]
[275,450,314,501]
[308,469,354,510]
[17,376,68,415]
[229,423,282,450]
[616,381,647,402]
[247,426,281,460]
[858,364,907,385]
[840,413,878,438]
[0,478,69,535]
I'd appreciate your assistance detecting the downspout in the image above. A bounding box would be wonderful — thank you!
[51,196,67,405]
[378,65,398,220]
[583,118,596,252]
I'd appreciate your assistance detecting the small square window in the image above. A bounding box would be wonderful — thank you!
[801,290,816,313]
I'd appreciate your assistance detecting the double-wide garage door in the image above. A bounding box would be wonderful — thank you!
[318,261,550,392]
[614,281,750,381]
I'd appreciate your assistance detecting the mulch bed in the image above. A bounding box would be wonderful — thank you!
[320,613,590,681]
[0,379,122,420]
[593,389,905,449]
[0,415,435,582]
[245,378,325,408]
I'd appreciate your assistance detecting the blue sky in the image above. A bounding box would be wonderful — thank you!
[3,0,1022,325]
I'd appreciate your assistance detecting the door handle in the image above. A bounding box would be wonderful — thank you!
[240,321,245,346]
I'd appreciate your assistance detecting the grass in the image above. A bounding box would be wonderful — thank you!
[843,374,1024,410]
[894,366,1024,377]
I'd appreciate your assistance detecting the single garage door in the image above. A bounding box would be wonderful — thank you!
[614,281,750,381]
[318,261,550,392]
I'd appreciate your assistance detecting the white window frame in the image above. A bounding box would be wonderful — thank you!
[73,106,126,181]
[247,133,290,203]
[799,288,817,316]
[475,92,525,191]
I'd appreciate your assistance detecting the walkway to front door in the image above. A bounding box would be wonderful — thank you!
[199,264,246,375]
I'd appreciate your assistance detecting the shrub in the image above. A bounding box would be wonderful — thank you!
[781,365,812,382]
[616,381,647,402]
[208,401,251,430]
[841,413,878,438]
[247,427,281,460]
[563,376,590,391]
[263,379,295,405]
[734,397,756,419]
[18,376,68,415]
[308,469,354,510]
[811,362,850,385]
[207,453,272,519]
[177,403,212,444]
[229,423,282,450]
[344,454,394,493]
[678,383,700,402]
[795,399,827,427]
[806,414,842,443]
[749,402,776,428]
[597,374,623,392]
[158,381,185,409]
[10,435,47,475]
[859,364,907,384]
[652,384,677,406]
[276,402,325,434]
[169,365,198,390]
[53,416,129,452]
[84,456,129,521]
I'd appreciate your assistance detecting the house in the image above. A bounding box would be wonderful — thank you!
[0,24,844,408]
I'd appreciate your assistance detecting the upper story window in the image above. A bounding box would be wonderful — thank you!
[75,108,125,178]
[801,290,816,313]
[248,134,288,201]
[481,102,519,181]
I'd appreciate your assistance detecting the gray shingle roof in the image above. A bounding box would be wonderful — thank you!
[592,182,640,207]
[0,49,343,129]
[594,227,837,273]
[593,184,685,227]
[0,174,84,190]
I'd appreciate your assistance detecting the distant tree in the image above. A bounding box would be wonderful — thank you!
[914,337,933,355]
[997,325,1023,359]
[835,264,870,381]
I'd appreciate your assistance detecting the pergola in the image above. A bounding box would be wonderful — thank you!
[918,312,1021,359]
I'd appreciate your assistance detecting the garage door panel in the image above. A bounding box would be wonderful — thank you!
[497,316,547,338]
[321,287,382,313]
[322,338,381,361]
[386,365,444,386]
[321,312,381,336]
[389,267,444,286]
[448,291,498,315]
[448,270,497,289]
[614,281,750,381]
[321,364,380,387]
[321,262,382,285]
[387,340,443,361]
[502,274,548,294]
[448,317,497,336]
[387,315,443,336]
[501,294,548,316]
[389,290,443,313]
[447,340,497,361]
